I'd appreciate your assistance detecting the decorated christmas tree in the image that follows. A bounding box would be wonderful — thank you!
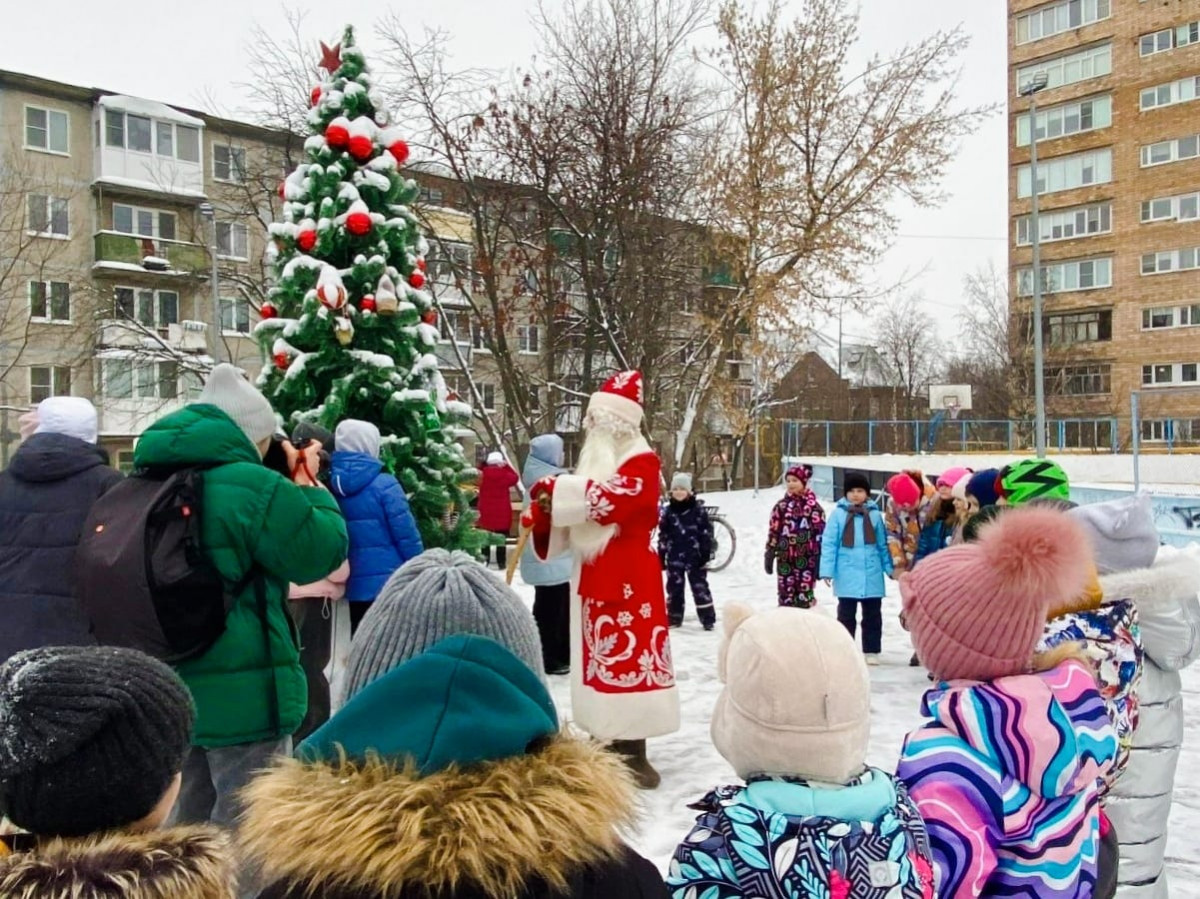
[257,26,480,551]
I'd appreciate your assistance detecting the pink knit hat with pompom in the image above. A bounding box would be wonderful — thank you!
[900,505,1092,682]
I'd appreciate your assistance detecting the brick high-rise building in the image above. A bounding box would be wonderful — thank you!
[1010,0,1200,449]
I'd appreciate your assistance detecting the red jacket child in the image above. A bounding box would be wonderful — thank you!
[477,452,519,534]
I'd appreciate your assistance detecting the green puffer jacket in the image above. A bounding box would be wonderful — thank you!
[134,404,349,748]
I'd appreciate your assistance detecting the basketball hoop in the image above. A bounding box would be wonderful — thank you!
[947,403,961,421]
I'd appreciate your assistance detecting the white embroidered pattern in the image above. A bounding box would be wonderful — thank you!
[640,602,653,619]
[583,598,676,690]
[584,475,644,523]
[622,583,634,600]
[609,369,642,404]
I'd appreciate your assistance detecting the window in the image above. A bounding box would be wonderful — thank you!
[26,194,69,237]
[1016,95,1111,145]
[1141,246,1200,275]
[1140,134,1200,167]
[176,126,201,163]
[440,309,472,345]
[220,297,252,334]
[102,358,179,400]
[1016,202,1110,245]
[427,242,473,285]
[28,281,71,322]
[1142,418,1200,443]
[480,383,497,412]
[1017,257,1112,295]
[1141,76,1200,111]
[418,186,444,205]
[1016,44,1111,92]
[1142,191,1200,223]
[213,145,246,182]
[1140,22,1200,56]
[112,203,176,241]
[1046,363,1111,395]
[24,106,69,154]
[1046,309,1111,345]
[105,110,201,163]
[1016,148,1111,198]
[113,287,179,329]
[1142,362,1200,387]
[29,366,71,404]
[216,221,248,259]
[1016,0,1111,45]
[518,324,540,354]
[1141,304,1200,329]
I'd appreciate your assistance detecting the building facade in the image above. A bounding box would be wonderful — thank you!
[0,69,289,467]
[1009,0,1200,449]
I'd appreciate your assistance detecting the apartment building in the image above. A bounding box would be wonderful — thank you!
[0,69,286,466]
[1010,0,1200,448]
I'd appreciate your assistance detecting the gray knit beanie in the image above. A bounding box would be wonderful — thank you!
[198,363,278,446]
[344,548,544,698]
[671,472,693,493]
[1069,493,1160,574]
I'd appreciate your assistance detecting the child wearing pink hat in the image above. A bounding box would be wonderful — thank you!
[764,464,826,608]
[895,506,1118,898]
[883,470,931,575]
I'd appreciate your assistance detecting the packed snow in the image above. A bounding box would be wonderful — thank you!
[504,485,1200,894]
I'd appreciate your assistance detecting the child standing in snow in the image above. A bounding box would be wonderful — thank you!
[1072,493,1199,898]
[819,471,892,663]
[896,506,1119,899]
[659,472,717,630]
[764,463,826,608]
[668,602,935,899]
[883,470,931,575]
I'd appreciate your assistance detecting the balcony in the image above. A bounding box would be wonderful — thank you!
[93,95,206,198]
[99,320,209,352]
[94,231,207,275]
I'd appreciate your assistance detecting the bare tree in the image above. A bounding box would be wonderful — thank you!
[873,293,939,421]
[671,0,993,467]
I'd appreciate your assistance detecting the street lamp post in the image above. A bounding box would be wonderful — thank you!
[1021,73,1050,458]
[197,202,223,364]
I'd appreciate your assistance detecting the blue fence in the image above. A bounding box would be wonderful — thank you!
[779,417,1131,457]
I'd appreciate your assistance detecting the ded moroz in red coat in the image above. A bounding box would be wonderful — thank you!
[477,460,519,533]
[530,373,679,742]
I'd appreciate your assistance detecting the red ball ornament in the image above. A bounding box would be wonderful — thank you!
[277,180,287,200]
[274,352,289,370]
[325,121,350,149]
[348,135,374,161]
[296,228,317,252]
[310,85,322,107]
[409,270,426,289]
[416,258,427,272]
[421,309,437,325]
[260,302,277,320]
[360,295,377,312]
[388,140,410,165]
[345,210,372,236]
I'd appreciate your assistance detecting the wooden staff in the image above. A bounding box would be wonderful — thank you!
[506,526,531,585]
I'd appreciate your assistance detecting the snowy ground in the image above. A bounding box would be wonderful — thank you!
[506,486,1200,894]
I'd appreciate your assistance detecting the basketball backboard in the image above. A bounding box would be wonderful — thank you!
[929,384,973,413]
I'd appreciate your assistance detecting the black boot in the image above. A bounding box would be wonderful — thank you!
[610,739,661,790]
[909,652,921,668]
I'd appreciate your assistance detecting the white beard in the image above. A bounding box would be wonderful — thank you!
[566,422,643,562]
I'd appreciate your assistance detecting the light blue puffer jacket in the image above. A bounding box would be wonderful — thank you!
[819,498,893,600]
[519,435,572,587]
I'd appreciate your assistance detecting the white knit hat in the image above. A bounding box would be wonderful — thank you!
[486,451,504,466]
[34,397,98,445]
[197,364,277,446]
[711,603,870,784]
[335,419,381,459]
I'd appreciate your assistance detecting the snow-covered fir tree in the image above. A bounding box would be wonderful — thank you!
[256,25,480,550]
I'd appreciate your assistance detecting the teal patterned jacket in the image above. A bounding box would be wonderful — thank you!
[668,768,934,899]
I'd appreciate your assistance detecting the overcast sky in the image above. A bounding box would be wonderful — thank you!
[4,0,1007,350]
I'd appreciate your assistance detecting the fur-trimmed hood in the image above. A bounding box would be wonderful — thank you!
[1101,550,1200,671]
[0,826,235,899]
[240,735,639,898]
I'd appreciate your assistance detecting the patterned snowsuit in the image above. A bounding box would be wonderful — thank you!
[897,659,1118,898]
[668,768,935,898]
[766,490,826,608]
[658,496,715,628]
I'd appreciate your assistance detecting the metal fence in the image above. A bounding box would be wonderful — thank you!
[778,417,1135,457]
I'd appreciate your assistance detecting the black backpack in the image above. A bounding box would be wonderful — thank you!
[75,467,254,663]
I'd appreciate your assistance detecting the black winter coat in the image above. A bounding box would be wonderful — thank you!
[657,496,713,569]
[0,433,122,662]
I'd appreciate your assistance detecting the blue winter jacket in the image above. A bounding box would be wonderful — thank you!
[913,519,953,567]
[330,450,423,602]
[819,498,893,600]
[519,436,572,587]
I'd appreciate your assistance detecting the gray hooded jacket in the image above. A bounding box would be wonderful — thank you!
[519,435,572,587]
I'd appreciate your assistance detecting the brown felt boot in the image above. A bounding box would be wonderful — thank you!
[610,739,662,790]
